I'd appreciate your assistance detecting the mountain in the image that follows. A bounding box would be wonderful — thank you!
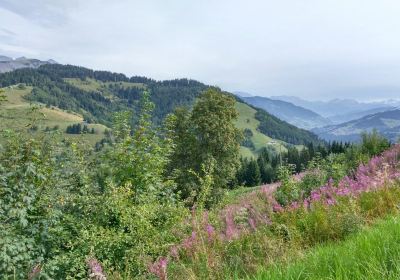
[328,106,396,124]
[233,91,253,98]
[313,109,400,142]
[0,63,322,157]
[0,55,57,73]
[240,95,331,129]
[271,95,391,119]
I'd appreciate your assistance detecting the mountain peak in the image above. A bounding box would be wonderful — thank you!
[0,55,57,73]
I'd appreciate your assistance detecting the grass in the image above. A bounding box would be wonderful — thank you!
[235,102,289,157]
[252,215,400,280]
[0,86,108,145]
[64,78,145,92]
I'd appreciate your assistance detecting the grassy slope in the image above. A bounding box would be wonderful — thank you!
[0,86,107,145]
[253,216,400,280]
[64,77,145,91]
[235,102,290,157]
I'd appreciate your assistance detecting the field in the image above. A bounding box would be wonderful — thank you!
[0,85,108,145]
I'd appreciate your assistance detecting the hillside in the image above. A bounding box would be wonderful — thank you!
[313,109,400,142]
[0,85,107,145]
[240,95,331,129]
[0,64,321,156]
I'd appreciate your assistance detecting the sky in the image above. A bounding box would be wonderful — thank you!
[1,0,400,101]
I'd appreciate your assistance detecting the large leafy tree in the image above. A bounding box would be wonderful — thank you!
[168,88,242,205]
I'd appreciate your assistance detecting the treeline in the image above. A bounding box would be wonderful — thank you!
[254,108,322,145]
[237,141,351,187]
[65,123,95,134]
[0,64,209,126]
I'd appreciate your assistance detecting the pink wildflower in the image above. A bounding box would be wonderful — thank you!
[148,257,168,280]
[87,258,107,280]
[206,224,215,241]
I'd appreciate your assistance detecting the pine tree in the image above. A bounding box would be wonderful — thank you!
[245,159,261,187]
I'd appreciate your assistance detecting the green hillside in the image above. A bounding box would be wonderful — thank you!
[0,85,107,145]
[0,64,321,157]
[235,102,289,157]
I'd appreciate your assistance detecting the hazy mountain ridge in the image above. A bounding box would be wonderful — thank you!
[239,95,331,129]
[313,109,400,142]
[272,95,400,123]
[0,55,57,73]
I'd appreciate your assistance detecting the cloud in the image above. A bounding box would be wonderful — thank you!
[1,0,400,100]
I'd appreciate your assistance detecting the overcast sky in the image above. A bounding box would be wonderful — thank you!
[1,0,400,101]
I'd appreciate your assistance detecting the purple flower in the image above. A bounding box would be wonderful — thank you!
[149,258,168,280]
[87,258,106,280]
[206,224,215,241]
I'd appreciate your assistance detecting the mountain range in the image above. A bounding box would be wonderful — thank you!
[0,56,57,73]
[271,95,400,120]
[312,109,400,142]
[238,95,331,130]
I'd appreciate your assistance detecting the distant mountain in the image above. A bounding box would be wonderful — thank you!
[271,95,391,118]
[233,91,253,98]
[313,109,400,142]
[0,55,57,73]
[240,95,331,130]
[329,106,396,124]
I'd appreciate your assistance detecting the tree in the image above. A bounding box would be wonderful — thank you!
[168,88,242,205]
[245,159,261,187]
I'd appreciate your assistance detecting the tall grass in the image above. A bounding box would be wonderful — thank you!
[253,216,400,280]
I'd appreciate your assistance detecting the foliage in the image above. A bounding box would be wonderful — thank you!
[168,88,242,205]
[0,92,188,279]
[163,143,400,279]
[274,164,298,206]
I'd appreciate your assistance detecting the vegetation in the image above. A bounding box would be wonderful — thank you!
[167,88,242,205]
[1,66,399,280]
[163,141,400,279]
[237,141,351,187]
[253,215,400,280]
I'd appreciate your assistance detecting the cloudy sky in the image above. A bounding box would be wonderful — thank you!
[1,0,400,101]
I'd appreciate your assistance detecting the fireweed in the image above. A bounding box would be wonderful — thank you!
[149,145,400,279]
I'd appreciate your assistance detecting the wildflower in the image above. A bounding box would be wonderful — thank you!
[87,258,107,280]
[183,231,197,250]
[272,203,284,212]
[224,207,238,239]
[205,224,215,241]
[170,246,179,259]
[148,257,168,280]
